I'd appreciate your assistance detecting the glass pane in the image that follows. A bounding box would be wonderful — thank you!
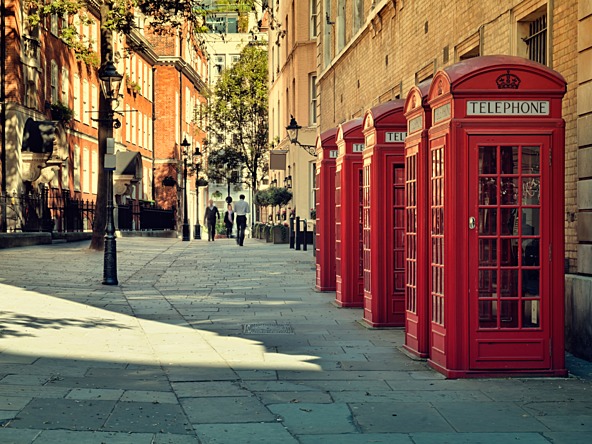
[522,268,540,296]
[501,178,518,205]
[523,300,540,328]
[479,177,497,205]
[522,146,540,174]
[500,300,519,328]
[501,208,518,235]
[522,239,540,266]
[500,269,519,297]
[479,300,498,328]
[479,239,497,265]
[522,177,540,205]
[522,208,540,235]
[478,269,497,298]
[479,146,497,174]
[500,238,518,266]
[479,208,497,235]
[500,146,518,174]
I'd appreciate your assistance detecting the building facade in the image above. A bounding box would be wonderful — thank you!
[0,2,208,235]
[268,0,318,224]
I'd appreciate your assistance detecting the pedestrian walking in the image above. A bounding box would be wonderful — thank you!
[233,194,250,246]
[224,203,234,238]
[204,199,220,242]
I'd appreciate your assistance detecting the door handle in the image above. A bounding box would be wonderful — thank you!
[469,217,476,230]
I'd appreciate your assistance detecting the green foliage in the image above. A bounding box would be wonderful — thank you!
[206,44,269,194]
[254,187,292,208]
[49,101,74,123]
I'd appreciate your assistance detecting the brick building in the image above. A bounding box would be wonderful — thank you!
[271,1,591,360]
[0,2,208,234]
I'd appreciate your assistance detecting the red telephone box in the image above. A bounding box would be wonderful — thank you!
[362,100,407,327]
[335,119,365,307]
[315,128,338,292]
[425,55,567,377]
[403,81,432,358]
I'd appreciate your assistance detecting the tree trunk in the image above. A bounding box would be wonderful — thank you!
[89,3,114,251]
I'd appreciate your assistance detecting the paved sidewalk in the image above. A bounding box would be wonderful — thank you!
[0,237,591,443]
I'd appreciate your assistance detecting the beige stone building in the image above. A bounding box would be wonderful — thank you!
[268,1,318,223]
[270,0,591,360]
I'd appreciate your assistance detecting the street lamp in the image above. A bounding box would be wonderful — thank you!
[186,144,203,240]
[98,60,123,286]
[286,115,316,156]
[270,178,278,187]
[180,136,191,241]
[284,175,292,189]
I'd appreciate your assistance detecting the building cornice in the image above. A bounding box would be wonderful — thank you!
[155,57,209,95]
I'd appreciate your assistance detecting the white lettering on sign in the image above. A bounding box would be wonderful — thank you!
[408,116,423,134]
[353,143,365,153]
[329,149,339,158]
[467,100,550,116]
[433,103,451,122]
[385,132,407,143]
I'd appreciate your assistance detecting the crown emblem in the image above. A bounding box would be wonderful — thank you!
[496,70,521,89]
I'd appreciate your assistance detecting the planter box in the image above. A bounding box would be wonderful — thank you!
[272,226,288,244]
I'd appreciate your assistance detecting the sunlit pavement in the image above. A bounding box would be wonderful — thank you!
[0,237,591,444]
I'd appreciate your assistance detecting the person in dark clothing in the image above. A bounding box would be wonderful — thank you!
[223,203,234,238]
[204,199,220,242]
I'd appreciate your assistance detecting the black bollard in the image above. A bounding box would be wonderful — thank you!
[303,220,307,251]
[289,216,295,249]
[295,216,301,251]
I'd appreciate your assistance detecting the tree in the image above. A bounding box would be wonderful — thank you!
[26,0,259,250]
[206,43,269,196]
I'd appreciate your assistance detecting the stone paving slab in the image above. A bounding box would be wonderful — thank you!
[1,238,592,443]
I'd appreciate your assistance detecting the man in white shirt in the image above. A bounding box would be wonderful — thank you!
[233,194,250,246]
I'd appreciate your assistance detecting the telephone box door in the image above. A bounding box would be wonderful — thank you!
[469,135,551,370]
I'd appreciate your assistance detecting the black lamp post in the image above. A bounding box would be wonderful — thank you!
[186,144,202,240]
[99,60,123,286]
[181,137,191,241]
[284,175,292,189]
[286,115,316,156]
[270,178,278,187]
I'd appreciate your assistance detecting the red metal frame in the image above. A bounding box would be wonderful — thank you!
[361,100,407,327]
[424,55,567,378]
[403,82,432,358]
[335,119,365,307]
[315,128,338,292]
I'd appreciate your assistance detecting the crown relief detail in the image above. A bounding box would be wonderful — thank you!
[496,70,521,89]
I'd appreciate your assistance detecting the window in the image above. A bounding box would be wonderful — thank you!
[62,148,69,190]
[310,0,318,39]
[73,145,80,191]
[82,79,90,125]
[61,67,69,105]
[50,14,58,36]
[206,14,238,33]
[323,0,332,67]
[353,0,364,33]
[126,105,131,142]
[73,74,80,120]
[50,60,58,103]
[309,74,317,125]
[91,84,98,128]
[521,10,547,65]
[337,0,346,52]
[231,55,240,65]
[91,151,98,194]
[82,147,90,193]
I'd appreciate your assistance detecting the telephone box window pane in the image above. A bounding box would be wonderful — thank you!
[479,239,497,265]
[501,178,518,205]
[479,146,497,174]
[522,208,540,235]
[500,238,518,266]
[500,146,518,174]
[478,269,497,297]
[522,177,540,205]
[479,208,497,235]
[500,269,519,297]
[522,239,540,267]
[479,300,497,328]
[501,208,518,235]
[523,300,540,328]
[522,269,540,297]
[500,300,519,327]
[479,177,497,205]
[522,146,540,174]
